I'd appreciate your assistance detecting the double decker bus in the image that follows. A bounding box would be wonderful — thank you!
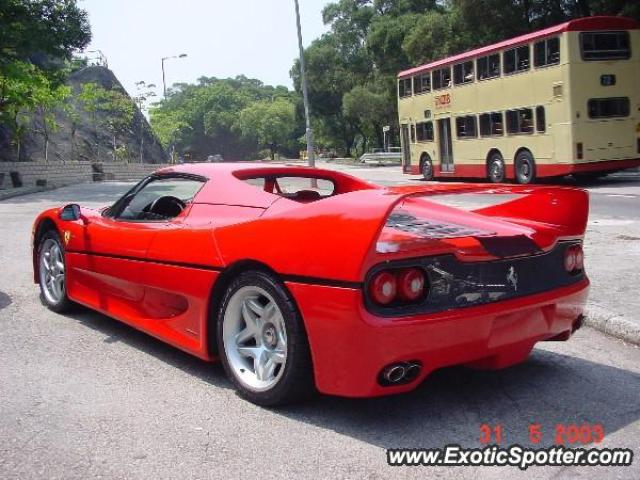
[397,16,640,183]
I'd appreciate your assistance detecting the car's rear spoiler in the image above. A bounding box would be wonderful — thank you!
[213,185,589,283]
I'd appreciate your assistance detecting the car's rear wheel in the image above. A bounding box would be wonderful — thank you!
[217,270,314,406]
[38,230,73,312]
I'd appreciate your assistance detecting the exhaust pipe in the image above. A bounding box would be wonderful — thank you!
[382,365,406,383]
[404,362,421,381]
[379,361,422,386]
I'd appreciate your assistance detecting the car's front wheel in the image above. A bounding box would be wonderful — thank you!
[38,230,74,312]
[217,270,314,406]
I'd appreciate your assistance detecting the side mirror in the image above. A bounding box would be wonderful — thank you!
[59,204,81,221]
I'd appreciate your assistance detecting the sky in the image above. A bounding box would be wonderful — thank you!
[80,0,332,100]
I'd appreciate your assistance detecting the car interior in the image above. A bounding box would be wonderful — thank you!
[245,175,337,203]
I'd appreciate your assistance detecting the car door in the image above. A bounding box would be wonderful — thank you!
[69,174,206,324]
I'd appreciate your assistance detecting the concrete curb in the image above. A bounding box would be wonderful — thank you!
[584,303,640,346]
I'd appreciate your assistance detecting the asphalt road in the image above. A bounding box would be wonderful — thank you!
[1,178,639,480]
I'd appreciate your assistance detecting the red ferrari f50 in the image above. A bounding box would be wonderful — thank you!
[33,163,589,405]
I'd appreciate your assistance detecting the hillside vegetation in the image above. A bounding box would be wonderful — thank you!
[153,0,639,160]
[0,0,165,163]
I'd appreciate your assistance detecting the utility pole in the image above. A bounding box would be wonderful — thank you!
[294,0,314,168]
[161,53,187,98]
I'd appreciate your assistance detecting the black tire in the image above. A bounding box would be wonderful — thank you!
[216,270,315,406]
[487,152,505,183]
[37,230,74,313]
[515,150,536,184]
[420,154,434,181]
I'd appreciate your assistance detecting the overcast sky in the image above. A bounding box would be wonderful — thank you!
[80,0,331,99]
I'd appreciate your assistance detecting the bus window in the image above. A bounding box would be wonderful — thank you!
[416,121,434,142]
[535,106,546,132]
[399,78,412,97]
[453,61,474,85]
[581,32,630,61]
[534,37,560,67]
[504,45,530,74]
[456,116,477,138]
[411,124,416,143]
[433,67,452,90]
[506,108,534,134]
[588,97,630,118]
[480,112,504,136]
[415,73,431,94]
[477,54,500,80]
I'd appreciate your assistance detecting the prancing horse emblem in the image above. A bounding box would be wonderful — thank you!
[506,266,518,291]
[63,230,71,246]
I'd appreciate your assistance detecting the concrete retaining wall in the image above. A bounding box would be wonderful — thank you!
[0,162,173,189]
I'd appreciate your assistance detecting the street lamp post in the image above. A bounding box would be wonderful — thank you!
[161,53,187,98]
[293,0,314,168]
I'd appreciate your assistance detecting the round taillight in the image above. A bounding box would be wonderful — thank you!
[369,271,397,305]
[574,246,584,271]
[397,268,426,301]
[564,246,577,272]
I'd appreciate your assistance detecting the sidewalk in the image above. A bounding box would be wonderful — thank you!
[0,186,51,201]
[582,217,640,346]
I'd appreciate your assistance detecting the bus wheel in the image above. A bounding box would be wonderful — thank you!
[420,154,434,181]
[515,150,536,184]
[487,152,505,183]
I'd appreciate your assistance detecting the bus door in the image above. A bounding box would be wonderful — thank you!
[437,118,454,172]
[400,123,411,172]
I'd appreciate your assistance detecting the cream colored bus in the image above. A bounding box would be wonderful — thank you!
[397,16,640,183]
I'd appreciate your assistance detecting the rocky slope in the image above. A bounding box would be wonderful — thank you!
[0,66,167,163]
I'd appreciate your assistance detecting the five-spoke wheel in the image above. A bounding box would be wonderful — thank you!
[38,230,73,312]
[222,286,288,391]
[217,270,314,406]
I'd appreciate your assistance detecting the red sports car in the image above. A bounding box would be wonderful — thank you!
[33,163,589,405]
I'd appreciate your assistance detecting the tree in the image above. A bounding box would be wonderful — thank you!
[236,98,297,160]
[134,80,157,162]
[0,0,91,66]
[78,82,106,160]
[100,89,135,161]
[150,75,301,160]
[343,83,394,151]
[33,82,70,162]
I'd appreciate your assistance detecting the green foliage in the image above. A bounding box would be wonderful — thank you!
[0,0,90,159]
[236,98,297,159]
[150,76,301,160]
[77,82,136,160]
[291,0,640,154]
[0,60,69,159]
[0,0,91,66]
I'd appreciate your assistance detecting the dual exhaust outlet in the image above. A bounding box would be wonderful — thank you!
[379,361,422,386]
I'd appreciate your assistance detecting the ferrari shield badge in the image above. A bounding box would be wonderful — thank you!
[63,230,71,246]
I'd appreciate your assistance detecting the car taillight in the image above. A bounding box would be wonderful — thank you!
[564,245,584,273]
[369,268,428,305]
[576,142,583,160]
[369,271,397,305]
[397,268,426,301]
